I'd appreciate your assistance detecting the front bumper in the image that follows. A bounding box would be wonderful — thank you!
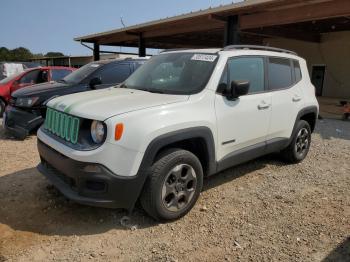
[37,139,147,210]
[4,105,43,139]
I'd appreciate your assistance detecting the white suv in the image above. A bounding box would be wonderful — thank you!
[37,46,319,221]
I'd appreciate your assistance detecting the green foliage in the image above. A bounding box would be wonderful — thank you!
[9,47,32,61]
[45,52,64,57]
[0,47,65,61]
[0,47,10,61]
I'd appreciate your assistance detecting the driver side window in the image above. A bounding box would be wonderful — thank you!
[19,70,40,84]
[227,57,265,94]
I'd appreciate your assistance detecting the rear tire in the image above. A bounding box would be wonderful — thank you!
[0,99,5,117]
[140,148,203,221]
[281,120,311,163]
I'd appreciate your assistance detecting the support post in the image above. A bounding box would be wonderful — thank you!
[93,43,100,61]
[224,15,240,46]
[138,34,146,57]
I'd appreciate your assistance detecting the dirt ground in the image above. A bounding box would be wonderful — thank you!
[0,118,349,262]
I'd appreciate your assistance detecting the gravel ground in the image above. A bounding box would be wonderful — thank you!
[0,118,349,262]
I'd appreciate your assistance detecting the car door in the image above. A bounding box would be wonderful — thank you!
[10,69,41,93]
[215,56,272,164]
[266,58,304,142]
[92,63,132,89]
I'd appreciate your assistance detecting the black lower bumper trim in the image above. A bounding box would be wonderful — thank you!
[37,139,147,210]
[4,105,43,139]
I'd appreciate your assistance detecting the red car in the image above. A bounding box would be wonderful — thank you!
[0,66,75,116]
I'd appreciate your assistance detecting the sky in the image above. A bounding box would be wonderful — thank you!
[1,0,238,56]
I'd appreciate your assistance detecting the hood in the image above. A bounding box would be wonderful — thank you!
[48,88,189,121]
[12,81,71,98]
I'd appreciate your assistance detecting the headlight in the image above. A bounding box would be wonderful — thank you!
[90,120,105,144]
[15,97,39,107]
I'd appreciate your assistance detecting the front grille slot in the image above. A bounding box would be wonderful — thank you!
[44,108,80,144]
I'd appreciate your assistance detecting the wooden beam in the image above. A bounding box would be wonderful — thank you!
[243,27,321,42]
[143,20,223,38]
[93,43,100,61]
[139,34,146,57]
[240,0,350,29]
[224,15,240,46]
[208,14,227,22]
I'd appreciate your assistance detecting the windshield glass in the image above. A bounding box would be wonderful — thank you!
[0,71,23,85]
[123,52,218,94]
[62,62,102,84]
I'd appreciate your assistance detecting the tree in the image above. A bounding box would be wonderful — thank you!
[45,52,64,57]
[0,47,65,61]
[0,47,10,61]
[32,53,45,59]
[9,47,33,61]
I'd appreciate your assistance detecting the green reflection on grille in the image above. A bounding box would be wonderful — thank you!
[44,108,80,144]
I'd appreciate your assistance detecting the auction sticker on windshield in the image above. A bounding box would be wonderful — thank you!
[191,54,217,62]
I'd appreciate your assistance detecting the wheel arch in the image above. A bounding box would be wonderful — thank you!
[0,96,7,116]
[296,106,318,133]
[138,126,217,177]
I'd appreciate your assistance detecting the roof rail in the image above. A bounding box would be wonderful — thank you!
[160,48,192,53]
[222,45,297,55]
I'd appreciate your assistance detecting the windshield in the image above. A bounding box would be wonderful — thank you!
[0,71,23,85]
[123,52,218,94]
[62,62,102,84]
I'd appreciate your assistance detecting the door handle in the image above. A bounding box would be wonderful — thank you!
[258,102,271,110]
[292,95,302,102]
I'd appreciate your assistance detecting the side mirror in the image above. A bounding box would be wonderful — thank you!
[226,80,250,100]
[89,77,102,89]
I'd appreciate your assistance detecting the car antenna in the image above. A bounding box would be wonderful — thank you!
[120,16,126,28]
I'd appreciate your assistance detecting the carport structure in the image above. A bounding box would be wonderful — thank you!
[75,0,350,98]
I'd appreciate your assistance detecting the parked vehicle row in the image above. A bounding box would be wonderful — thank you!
[2,58,147,139]
[0,66,75,117]
[32,46,319,221]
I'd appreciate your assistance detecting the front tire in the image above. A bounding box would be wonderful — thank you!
[0,99,5,117]
[282,120,311,163]
[140,149,203,221]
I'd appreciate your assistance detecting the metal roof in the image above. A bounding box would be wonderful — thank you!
[74,0,279,42]
[74,0,350,49]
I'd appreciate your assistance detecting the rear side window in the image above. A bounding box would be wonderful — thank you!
[51,69,72,81]
[293,60,302,83]
[228,57,265,93]
[268,57,293,90]
[97,63,131,84]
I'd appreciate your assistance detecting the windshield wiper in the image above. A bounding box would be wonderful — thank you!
[148,89,164,94]
[136,88,164,94]
[57,79,67,83]
[120,84,164,94]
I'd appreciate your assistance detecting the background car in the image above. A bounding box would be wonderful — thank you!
[0,61,41,80]
[0,66,75,116]
[3,57,148,139]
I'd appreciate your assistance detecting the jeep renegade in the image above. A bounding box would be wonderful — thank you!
[36,45,319,221]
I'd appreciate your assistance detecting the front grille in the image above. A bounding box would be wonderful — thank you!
[44,108,80,144]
